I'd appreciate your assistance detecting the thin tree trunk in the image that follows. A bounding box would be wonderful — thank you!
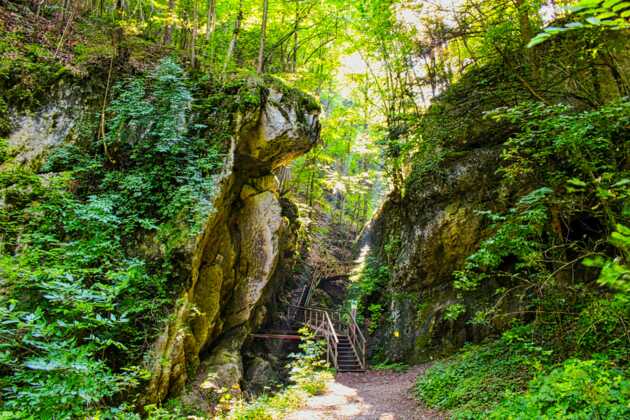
[99,53,115,162]
[257,0,269,73]
[223,1,243,77]
[206,0,216,41]
[192,0,198,68]
[54,3,76,58]
[163,0,175,45]
[205,0,217,64]
[292,0,298,72]
[514,0,539,77]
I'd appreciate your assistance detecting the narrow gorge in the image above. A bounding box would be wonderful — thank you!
[1,0,629,419]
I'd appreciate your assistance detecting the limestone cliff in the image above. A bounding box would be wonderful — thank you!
[364,148,505,362]
[141,82,320,406]
[360,32,629,364]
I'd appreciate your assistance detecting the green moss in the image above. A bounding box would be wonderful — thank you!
[0,29,70,131]
[263,75,321,114]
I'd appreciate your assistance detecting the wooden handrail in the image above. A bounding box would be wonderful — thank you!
[347,312,367,370]
[288,305,339,369]
[287,304,367,371]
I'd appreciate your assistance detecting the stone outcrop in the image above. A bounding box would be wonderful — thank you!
[363,31,630,363]
[2,84,86,168]
[364,147,505,362]
[141,82,320,406]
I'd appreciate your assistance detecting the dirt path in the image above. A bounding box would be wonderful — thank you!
[284,365,444,420]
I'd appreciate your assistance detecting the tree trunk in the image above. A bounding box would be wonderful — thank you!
[292,0,298,72]
[192,0,198,68]
[206,0,217,40]
[257,0,269,73]
[514,0,539,77]
[163,0,175,45]
[223,2,243,77]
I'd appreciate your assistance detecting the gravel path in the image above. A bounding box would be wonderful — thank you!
[284,365,444,420]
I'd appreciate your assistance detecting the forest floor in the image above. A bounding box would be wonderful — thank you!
[284,365,444,420]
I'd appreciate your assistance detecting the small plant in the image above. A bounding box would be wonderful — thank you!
[443,303,466,321]
[287,327,331,396]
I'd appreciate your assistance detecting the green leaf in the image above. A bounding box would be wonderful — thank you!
[567,178,588,188]
[527,33,551,48]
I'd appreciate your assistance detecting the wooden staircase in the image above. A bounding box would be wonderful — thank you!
[287,304,367,372]
[337,335,364,372]
[256,270,366,372]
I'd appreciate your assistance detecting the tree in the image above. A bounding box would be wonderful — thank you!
[224,0,243,76]
[257,0,270,73]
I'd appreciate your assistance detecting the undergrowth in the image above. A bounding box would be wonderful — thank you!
[416,325,552,418]
[0,57,224,417]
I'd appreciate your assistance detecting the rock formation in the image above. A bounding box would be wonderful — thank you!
[141,82,320,405]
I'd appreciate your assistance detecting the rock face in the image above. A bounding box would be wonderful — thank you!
[4,84,86,167]
[365,147,505,362]
[364,32,629,363]
[141,84,320,406]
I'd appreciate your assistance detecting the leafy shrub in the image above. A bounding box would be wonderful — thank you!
[443,303,466,321]
[453,187,552,294]
[288,327,331,396]
[489,359,630,419]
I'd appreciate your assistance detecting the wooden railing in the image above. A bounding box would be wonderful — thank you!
[289,305,339,369]
[347,310,367,370]
[288,304,367,371]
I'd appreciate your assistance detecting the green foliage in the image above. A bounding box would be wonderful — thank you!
[419,331,630,419]
[443,304,466,321]
[0,137,9,164]
[416,325,553,418]
[489,359,630,419]
[528,0,630,47]
[453,187,553,293]
[346,256,390,326]
[367,303,384,333]
[495,100,630,195]
[287,327,331,396]
[0,58,223,416]
[585,224,630,300]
